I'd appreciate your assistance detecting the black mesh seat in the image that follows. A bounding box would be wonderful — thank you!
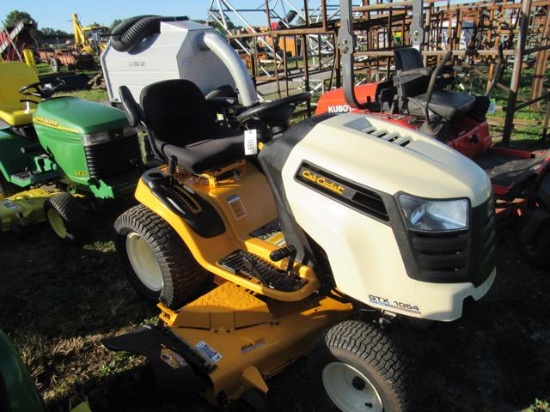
[393,47,475,121]
[140,79,244,173]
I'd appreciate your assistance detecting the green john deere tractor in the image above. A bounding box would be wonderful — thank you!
[0,61,142,242]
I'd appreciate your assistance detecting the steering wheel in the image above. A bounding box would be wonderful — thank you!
[19,79,66,100]
[236,92,311,123]
[423,50,453,119]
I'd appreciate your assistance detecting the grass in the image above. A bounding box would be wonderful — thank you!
[57,88,108,102]
[458,65,549,142]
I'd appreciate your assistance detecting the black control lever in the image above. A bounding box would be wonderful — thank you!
[270,245,297,276]
[168,156,177,185]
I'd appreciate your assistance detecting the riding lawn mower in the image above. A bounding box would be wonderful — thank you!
[0,61,142,242]
[317,41,550,269]
[103,3,496,411]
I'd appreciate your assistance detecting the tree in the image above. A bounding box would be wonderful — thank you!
[3,10,33,28]
[110,19,123,31]
[40,28,57,36]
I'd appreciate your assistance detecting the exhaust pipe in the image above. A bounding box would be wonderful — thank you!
[199,31,259,107]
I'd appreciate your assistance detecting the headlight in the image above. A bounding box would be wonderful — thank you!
[398,194,469,232]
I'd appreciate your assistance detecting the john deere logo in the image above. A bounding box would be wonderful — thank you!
[34,116,58,127]
[300,168,346,195]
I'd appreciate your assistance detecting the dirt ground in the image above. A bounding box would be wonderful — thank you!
[0,212,549,412]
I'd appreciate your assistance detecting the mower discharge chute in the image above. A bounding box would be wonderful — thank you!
[0,61,142,241]
[105,12,496,412]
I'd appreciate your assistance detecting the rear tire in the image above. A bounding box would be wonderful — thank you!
[515,210,550,269]
[44,193,91,243]
[307,320,408,412]
[114,204,212,308]
[0,173,18,199]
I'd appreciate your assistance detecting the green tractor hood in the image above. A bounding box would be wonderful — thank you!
[32,96,141,199]
[33,96,128,134]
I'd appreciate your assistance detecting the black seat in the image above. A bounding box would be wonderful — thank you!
[393,47,475,121]
[139,79,244,173]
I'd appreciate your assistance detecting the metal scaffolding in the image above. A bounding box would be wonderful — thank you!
[208,0,341,99]
[208,0,550,140]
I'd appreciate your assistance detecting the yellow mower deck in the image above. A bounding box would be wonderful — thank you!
[0,187,62,232]
[159,282,352,402]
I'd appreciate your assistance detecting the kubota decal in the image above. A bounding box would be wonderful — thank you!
[327,104,352,113]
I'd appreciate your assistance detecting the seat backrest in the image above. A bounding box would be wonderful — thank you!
[393,48,431,111]
[0,61,38,107]
[0,61,39,126]
[140,79,215,146]
[394,47,424,73]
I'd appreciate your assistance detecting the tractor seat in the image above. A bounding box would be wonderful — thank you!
[0,61,39,126]
[408,89,476,121]
[140,79,245,174]
[393,47,475,121]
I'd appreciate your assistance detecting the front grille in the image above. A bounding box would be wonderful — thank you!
[395,196,496,286]
[85,135,141,180]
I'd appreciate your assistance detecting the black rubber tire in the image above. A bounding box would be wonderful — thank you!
[44,193,92,243]
[114,204,212,309]
[0,173,18,199]
[307,320,408,412]
[515,210,550,269]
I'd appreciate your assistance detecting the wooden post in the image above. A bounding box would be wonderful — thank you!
[503,0,532,144]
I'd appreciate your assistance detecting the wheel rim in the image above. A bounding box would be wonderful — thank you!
[322,362,383,412]
[126,232,163,292]
[47,208,67,239]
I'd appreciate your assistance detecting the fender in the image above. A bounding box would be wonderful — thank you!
[141,168,225,238]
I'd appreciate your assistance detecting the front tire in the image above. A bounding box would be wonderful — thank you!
[114,204,212,309]
[307,320,408,412]
[44,193,91,243]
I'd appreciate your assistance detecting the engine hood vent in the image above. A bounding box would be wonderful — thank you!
[362,126,412,147]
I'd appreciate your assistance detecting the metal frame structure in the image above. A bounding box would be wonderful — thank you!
[207,0,341,101]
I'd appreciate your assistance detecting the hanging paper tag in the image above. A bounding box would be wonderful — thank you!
[244,129,258,155]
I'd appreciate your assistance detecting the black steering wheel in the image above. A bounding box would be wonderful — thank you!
[423,50,453,119]
[236,92,311,123]
[19,79,66,100]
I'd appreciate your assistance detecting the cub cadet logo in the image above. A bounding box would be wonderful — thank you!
[34,116,58,127]
[302,169,346,195]
[327,104,352,113]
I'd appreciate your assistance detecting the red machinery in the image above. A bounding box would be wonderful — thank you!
[316,48,550,267]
